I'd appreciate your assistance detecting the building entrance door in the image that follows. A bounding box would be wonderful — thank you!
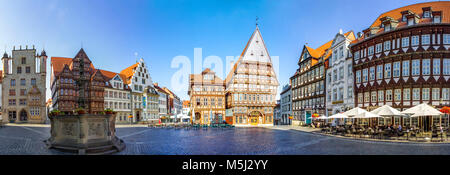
[136,111,141,122]
[9,111,17,123]
[194,113,201,124]
[20,110,28,121]
[249,111,262,126]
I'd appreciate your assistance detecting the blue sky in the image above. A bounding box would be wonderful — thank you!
[0,0,434,101]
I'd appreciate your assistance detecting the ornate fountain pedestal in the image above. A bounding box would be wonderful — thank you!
[44,114,125,155]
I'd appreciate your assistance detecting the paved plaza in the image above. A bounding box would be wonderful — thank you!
[0,124,449,155]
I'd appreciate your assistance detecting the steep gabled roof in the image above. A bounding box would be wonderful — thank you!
[120,62,139,85]
[302,39,333,63]
[370,1,450,28]
[225,26,273,84]
[99,69,119,81]
[51,57,73,75]
[190,68,225,85]
[352,1,450,44]
[153,83,169,95]
[90,69,106,81]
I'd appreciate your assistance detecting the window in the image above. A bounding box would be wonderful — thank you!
[424,11,431,18]
[333,69,337,81]
[339,66,344,80]
[17,67,22,74]
[358,93,363,104]
[404,88,411,100]
[375,43,382,53]
[9,89,16,96]
[9,99,16,105]
[393,62,400,77]
[394,89,401,101]
[407,18,414,26]
[377,65,383,80]
[371,91,377,102]
[356,70,361,83]
[362,69,368,82]
[413,88,420,100]
[348,86,353,98]
[339,47,344,58]
[11,79,16,86]
[20,79,26,86]
[432,88,440,100]
[443,88,450,100]
[385,24,391,32]
[412,60,420,76]
[386,90,393,101]
[364,92,370,102]
[378,90,384,102]
[20,89,26,96]
[422,35,430,45]
[384,41,391,51]
[444,59,450,75]
[422,88,430,101]
[369,67,375,81]
[402,60,410,77]
[26,67,30,73]
[402,37,409,47]
[433,59,440,75]
[21,57,26,64]
[434,15,441,23]
[354,51,360,61]
[422,59,430,75]
[411,35,419,46]
[384,63,391,78]
[444,34,450,44]
[19,99,26,105]
[368,46,374,56]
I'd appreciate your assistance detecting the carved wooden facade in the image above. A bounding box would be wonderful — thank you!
[51,49,107,114]
[351,2,450,113]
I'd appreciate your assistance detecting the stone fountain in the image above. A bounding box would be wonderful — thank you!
[45,113,125,155]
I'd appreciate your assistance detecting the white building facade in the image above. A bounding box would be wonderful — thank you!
[102,70,132,123]
[120,58,154,122]
[143,86,159,123]
[280,84,292,125]
[326,30,356,116]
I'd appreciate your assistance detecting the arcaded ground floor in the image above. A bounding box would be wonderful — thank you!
[0,124,449,155]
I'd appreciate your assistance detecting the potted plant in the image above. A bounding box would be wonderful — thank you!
[104,109,114,115]
[99,111,105,115]
[75,107,86,115]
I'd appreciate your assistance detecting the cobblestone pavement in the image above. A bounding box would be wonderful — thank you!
[1,124,449,155]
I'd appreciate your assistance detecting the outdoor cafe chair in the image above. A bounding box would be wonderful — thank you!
[431,130,439,142]
[345,128,352,137]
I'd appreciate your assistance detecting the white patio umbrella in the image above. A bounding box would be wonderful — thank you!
[371,105,404,126]
[343,107,368,117]
[401,103,443,117]
[317,115,328,120]
[328,113,348,119]
[371,105,404,117]
[353,111,382,118]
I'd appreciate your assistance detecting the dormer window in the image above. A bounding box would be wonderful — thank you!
[433,15,441,23]
[423,11,431,18]
[385,24,391,32]
[407,18,414,26]
[402,15,407,22]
